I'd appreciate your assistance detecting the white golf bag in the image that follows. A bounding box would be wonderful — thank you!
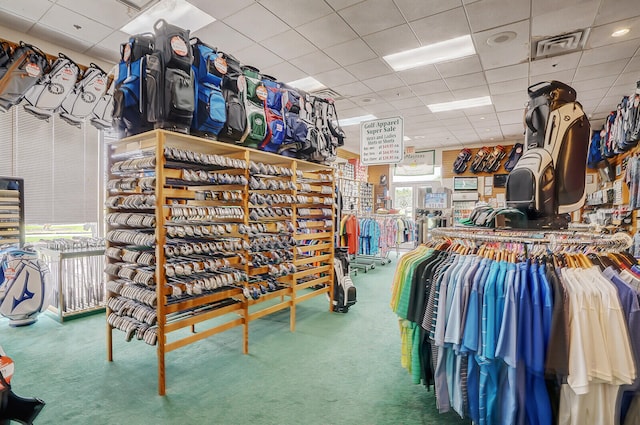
[506,81,590,225]
[23,53,80,120]
[59,63,109,127]
[89,66,117,130]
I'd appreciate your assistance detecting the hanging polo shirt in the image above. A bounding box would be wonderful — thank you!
[516,261,531,425]
[496,262,518,425]
[546,265,570,379]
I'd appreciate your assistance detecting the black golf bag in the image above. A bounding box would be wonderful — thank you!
[145,19,195,133]
[506,81,590,225]
[0,42,49,112]
[333,248,356,313]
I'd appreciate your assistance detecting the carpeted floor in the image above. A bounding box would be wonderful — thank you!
[1,256,470,425]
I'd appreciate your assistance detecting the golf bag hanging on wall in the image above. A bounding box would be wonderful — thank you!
[0,42,49,112]
[506,81,590,227]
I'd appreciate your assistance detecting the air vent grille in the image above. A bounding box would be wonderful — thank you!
[532,28,590,59]
[312,88,343,101]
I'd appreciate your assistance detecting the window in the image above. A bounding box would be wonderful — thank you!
[0,107,102,238]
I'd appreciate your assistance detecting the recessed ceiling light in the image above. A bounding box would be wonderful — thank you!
[121,0,215,34]
[360,97,375,104]
[485,128,491,132]
[338,114,376,127]
[612,28,630,37]
[414,135,426,139]
[383,35,475,71]
[487,31,517,46]
[479,117,485,120]
[403,136,411,141]
[286,76,325,92]
[427,96,492,113]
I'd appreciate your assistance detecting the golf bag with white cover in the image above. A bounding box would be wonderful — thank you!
[506,81,590,227]
[0,248,51,327]
[59,63,109,127]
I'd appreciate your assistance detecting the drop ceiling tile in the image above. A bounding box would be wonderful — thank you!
[389,96,425,110]
[0,12,34,32]
[579,39,640,67]
[531,0,599,38]
[362,74,406,91]
[363,24,420,57]
[224,3,288,42]
[290,50,340,74]
[435,56,483,78]
[497,109,524,125]
[492,92,528,112]
[235,44,283,70]
[296,13,358,49]
[489,78,529,95]
[189,0,255,20]
[501,123,525,137]
[377,86,415,101]
[411,7,471,46]
[338,0,405,36]
[0,0,52,22]
[260,61,306,82]
[451,85,491,99]
[334,98,358,111]
[614,72,640,86]
[598,95,626,110]
[29,23,93,53]
[56,0,131,30]
[345,58,393,80]
[258,0,332,27]
[573,59,628,81]
[396,107,430,118]
[261,30,317,60]
[626,56,640,72]
[440,117,471,128]
[577,87,611,101]
[315,67,357,87]
[588,16,640,49]
[339,106,369,118]
[325,0,364,10]
[397,65,442,85]
[445,72,487,90]
[97,31,128,53]
[425,110,467,119]
[323,38,377,67]
[594,0,640,26]
[473,120,500,130]
[395,0,462,21]
[571,76,619,92]
[466,111,498,122]
[192,22,254,52]
[465,0,529,32]
[465,106,497,117]
[474,20,530,70]
[530,52,582,76]
[362,101,398,115]
[332,81,373,97]
[420,92,456,105]
[531,69,577,85]
[410,79,449,96]
[485,63,529,84]
[84,45,120,65]
[38,4,112,44]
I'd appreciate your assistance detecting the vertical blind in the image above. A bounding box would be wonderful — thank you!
[0,107,101,225]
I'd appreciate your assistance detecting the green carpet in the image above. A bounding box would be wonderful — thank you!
[1,256,470,425]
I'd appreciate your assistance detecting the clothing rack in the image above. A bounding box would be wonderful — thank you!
[430,227,633,251]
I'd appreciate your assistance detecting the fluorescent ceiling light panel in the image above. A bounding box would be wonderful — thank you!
[339,114,376,126]
[121,0,215,34]
[427,96,492,113]
[383,35,476,71]
[286,76,325,92]
[403,136,412,141]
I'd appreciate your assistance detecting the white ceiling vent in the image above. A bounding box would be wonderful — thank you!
[313,88,343,101]
[532,28,590,59]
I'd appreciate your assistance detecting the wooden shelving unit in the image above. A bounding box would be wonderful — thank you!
[105,130,334,395]
[0,177,24,248]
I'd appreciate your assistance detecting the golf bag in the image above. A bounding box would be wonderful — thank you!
[278,86,308,157]
[23,53,80,120]
[506,81,590,224]
[217,52,246,143]
[453,148,472,174]
[190,38,226,137]
[333,249,356,313]
[90,66,117,130]
[259,75,286,153]
[145,19,195,133]
[59,63,109,127]
[112,33,154,136]
[0,42,49,112]
[241,65,267,148]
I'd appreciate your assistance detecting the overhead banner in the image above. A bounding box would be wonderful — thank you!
[394,149,435,176]
[360,116,404,165]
